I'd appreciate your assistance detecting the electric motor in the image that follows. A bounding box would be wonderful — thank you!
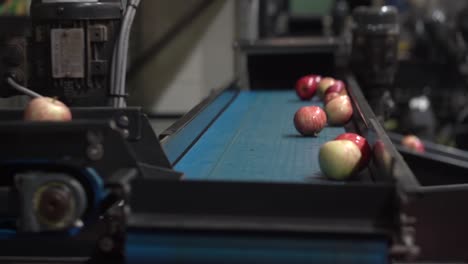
[29,0,122,106]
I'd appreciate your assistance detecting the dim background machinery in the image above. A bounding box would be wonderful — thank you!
[0,0,135,107]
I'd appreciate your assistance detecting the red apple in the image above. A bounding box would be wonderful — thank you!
[24,97,72,121]
[401,135,425,153]
[335,133,371,170]
[295,75,321,100]
[319,140,362,180]
[325,80,347,96]
[325,95,353,126]
[324,92,341,105]
[294,106,327,136]
[318,77,336,99]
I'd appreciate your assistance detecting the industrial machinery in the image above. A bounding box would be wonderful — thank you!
[0,1,466,263]
[1,0,124,106]
[0,0,182,262]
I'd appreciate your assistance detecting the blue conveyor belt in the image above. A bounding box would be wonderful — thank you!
[131,91,388,264]
[175,91,345,183]
[127,232,388,264]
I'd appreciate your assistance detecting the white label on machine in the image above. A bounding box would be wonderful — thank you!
[51,28,85,78]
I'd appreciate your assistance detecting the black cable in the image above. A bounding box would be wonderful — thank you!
[126,0,216,83]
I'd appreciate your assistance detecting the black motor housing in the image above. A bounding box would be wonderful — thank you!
[29,0,122,106]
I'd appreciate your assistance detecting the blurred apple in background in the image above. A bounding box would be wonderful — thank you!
[24,97,72,122]
[401,135,425,153]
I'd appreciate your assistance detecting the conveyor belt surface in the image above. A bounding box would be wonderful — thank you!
[127,232,388,264]
[126,89,396,264]
[175,91,345,183]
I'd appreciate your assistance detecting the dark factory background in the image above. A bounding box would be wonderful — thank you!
[128,0,468,150]
[1,0,468,149]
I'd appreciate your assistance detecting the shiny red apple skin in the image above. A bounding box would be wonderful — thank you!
[325,95,353,126]
[24,97,72,121]
[336,133,371,170]
[293,106,327,136]
[401,135,425,153]
[318,77,336,99]
[319,140,362,180]
[325,80,347,96]
[295,75,321,100]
